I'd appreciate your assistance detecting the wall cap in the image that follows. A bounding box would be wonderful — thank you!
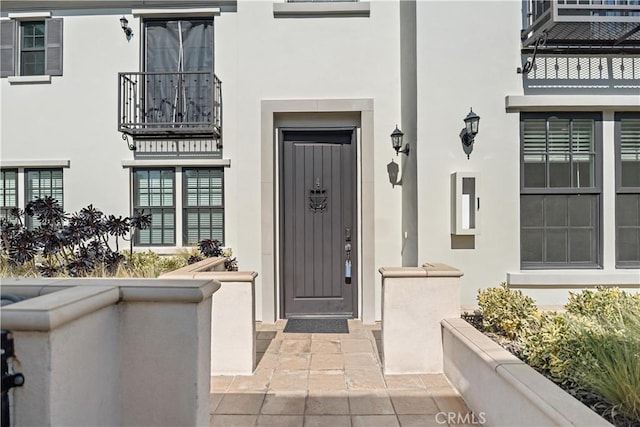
[379,263,463,278]
[0,278,221,305]
[1,285,119,331]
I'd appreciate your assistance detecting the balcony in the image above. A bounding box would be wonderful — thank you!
[118,71,222,140]
[522,0,640,52]
[522,53,640,93]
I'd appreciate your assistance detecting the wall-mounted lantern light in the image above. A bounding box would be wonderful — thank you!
[120,16,134,41]
[391,125,409,156]
[459,108,480,159]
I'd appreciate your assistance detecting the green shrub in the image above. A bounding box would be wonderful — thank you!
[477,283,538,340]
[566,286,640,324]
[572,311,640,422]
[522,312,598,384]
[476,285,640,423]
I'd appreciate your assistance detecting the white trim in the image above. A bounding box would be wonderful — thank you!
[273,2,370,18]
[121,159,230,168]
[7,12,51,19]
[1,160,69,168]
[507,270,640,287]
[505,95,640,112]
[260,98,375,324]
[8,75,52,84]
[132,8,220,18]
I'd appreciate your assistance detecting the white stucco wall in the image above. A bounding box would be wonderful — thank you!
[415,0,523,305]
[0,2,404,321]
[1,1,637,319]
[212,0,404,320]
[0,12,136,216]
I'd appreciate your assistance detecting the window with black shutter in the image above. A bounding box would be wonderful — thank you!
[0,18,63,78]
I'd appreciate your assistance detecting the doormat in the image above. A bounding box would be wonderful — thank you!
[283,318,349,334]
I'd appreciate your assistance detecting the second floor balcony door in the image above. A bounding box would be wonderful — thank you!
[144,19,213,129]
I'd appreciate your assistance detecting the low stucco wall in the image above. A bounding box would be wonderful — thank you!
[442,318,612,427]
[379,262,462,374]
[160,256,227,277]
[1,278,219,427]
[161,267,258,375]
[7,287,121,427]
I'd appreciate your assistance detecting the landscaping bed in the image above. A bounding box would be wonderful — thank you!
[0,197,237,278]
[463,285,640,427]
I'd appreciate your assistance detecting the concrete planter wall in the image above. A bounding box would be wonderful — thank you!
[161,258,258,375]
[442,318,612,427]
[1,278,219,427]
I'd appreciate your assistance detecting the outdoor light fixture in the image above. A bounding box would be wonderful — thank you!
[120,16,134,41]
[391,125,409,156]
[459,108,480,159]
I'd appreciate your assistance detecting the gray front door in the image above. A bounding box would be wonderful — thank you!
[280,129,357,318]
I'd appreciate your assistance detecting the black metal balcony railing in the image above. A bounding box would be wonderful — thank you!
[118,71,221,139]
[522,0,640,51]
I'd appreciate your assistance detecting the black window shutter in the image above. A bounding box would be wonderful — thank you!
[0,20,16,78]
[45,18,63,76]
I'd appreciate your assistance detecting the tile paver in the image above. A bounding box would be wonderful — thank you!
[306,390,350,415]
[352,415,401,427]
[210,414,258,427]
[304,414,352,427]
[260,391,306,415]
[388,389,440,415]
[255,414,303,427]
[348,390,395,415]
[210,320,472,426]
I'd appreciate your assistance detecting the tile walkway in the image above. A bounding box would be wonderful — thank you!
[210,320,474,427]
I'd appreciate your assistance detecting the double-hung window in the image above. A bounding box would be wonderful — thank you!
[0,17,63,78]
[615,113,640,267]
[133,169,175,246]
[0,169,18,220]
[520,113,602,268]
[25,168,64,229]
[183,168,224,245]
[19,21,45,75]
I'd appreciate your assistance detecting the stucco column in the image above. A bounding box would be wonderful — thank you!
[379,263,462,374]
[197,272,258,375]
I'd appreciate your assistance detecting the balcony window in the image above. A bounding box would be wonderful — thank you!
[144,19,213,127]
[118,18,221,139]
